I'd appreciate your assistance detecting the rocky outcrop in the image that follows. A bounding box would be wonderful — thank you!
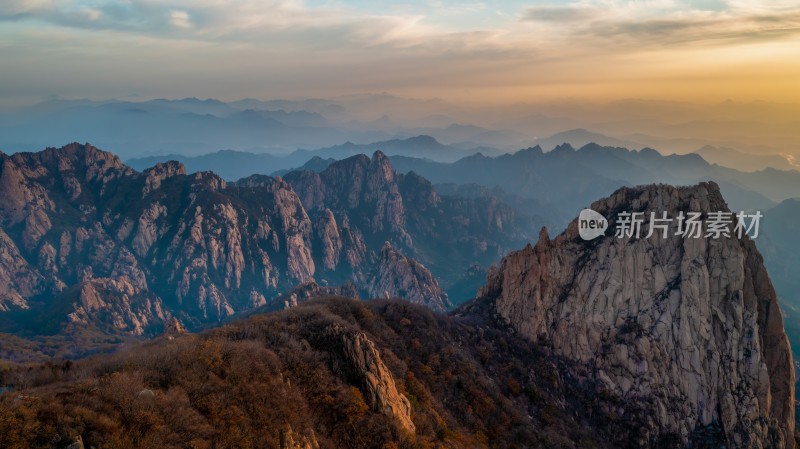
[141,161,186,196]
[65,278,169,335]
[162,317,187,336]
[0,227,42,310]
[315,209,342,271]
[328,323,415,434]
[275,281,360,310]
[476,182,795,448]
[279,426,319,449]
[64,435,85,449]
[367,242,450,312]
[286,151,409,240]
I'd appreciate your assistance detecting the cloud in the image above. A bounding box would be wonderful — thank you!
[520,6,599,23]
[519,1,800,47]
[5,1,800,53]
[0,0,533,62]
[169,10,191,29]
[0,0,54,17]
[82,7,102,21]
[2,0,800,107]
[0,1,424,43]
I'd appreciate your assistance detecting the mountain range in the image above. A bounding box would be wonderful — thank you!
[389,142,800,215]
[126,135,496,181]
[127,136,800,222]
[4,95,800,164]
[124,140,800,366]
[0,143,536,360]
[0,96,528,158]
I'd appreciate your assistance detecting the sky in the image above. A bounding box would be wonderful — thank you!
[1,0,800,107]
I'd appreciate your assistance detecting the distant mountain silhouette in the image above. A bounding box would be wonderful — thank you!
[127,135,487,180]
[390,142,800,214]
[694,145,797,171]
[533,128,644,151]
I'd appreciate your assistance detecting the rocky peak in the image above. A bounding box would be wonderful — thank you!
[190,171,227,192]
[369,150,394,182]
[42,142,125,169]
[367,242,450,312]
[286,152,407,235]
[142,160,186,196]
[233,174,277,188]
[398,171,440,210]
[550,143,576,154]
[476,182,795,448]
[34,143,134,186]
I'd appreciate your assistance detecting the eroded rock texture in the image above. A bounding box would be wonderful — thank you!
[477,182,795,448]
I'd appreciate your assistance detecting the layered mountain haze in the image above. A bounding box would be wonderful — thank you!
[127,136,800,235]
[390,142,800,215]
[693,146,799,172]
[4,97,800,164]
[126,135,495,181]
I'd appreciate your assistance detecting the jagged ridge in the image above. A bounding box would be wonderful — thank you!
[0,143,528,343]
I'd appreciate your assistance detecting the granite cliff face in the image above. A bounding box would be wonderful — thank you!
[0,144,524,341]
[476,182,795,448]
[284,150,536,291]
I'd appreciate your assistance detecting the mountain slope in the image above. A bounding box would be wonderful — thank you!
[0,297,724,449]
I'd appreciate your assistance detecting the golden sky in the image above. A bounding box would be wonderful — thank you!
[1,0,800,106]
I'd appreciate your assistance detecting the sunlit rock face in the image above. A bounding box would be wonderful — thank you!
[478,182,795,449]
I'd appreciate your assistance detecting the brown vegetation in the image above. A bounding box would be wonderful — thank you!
[1,297,655,448]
